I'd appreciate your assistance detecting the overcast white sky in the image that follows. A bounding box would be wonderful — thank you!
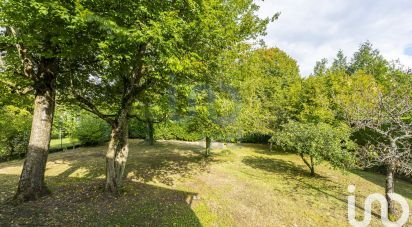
[257,0,412,76]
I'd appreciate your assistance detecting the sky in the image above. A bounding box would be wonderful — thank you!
[257,0,412,76]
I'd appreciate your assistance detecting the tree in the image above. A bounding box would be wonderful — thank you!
[272,121,355,176]
[233,47,302,139]
[132,92,170,145]
[346,83,412,216]
[331,50,348,72]
[66,0,269,193]
[298,75,336,125]
[348,41,389,83]
[190,83,237,156]
[0,0,91,201]
[313,58,328,76]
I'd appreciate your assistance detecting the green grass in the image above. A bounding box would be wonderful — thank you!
[49,138,81,150]
[0,139,410,226]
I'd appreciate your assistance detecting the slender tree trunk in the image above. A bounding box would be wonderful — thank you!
[146,121,155,145]
[105,111,129,194]
[143,101,155,145]
[15,81,55,201]
[385,163,396,216]
[205,136,212,157]
[300,154,315,176]
[309,156,315,176]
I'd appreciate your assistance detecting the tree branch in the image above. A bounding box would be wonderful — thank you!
[6,27,34,80]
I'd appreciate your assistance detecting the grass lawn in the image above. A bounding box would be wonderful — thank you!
[49,138,81,150]
[0,139,410,226]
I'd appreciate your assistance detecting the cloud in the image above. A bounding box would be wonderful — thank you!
[257,0,412,76]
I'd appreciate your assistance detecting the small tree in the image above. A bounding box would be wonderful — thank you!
[272,121,355,176]
[131,89,171,146]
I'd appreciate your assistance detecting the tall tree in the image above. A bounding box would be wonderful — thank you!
[67,0,269,193]
[348,41,389,83]
[233,47,302,138]
[331,50,348,72]
[0,0,90,201]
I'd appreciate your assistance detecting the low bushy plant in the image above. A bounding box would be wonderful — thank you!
[75,114,111,146]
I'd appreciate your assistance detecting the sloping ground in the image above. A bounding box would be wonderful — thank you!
[0,140,410,226]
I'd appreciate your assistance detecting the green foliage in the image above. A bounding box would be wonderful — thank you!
[348,41,389,83]
[52,106,80,139]
[272,121,356,174]
[128,119,146,139]
[240,133,271,144]
[155,121,203,142]
[75,113,110,146]
[298,75,336,124]
[234,47,302,136]
[0,106,31,160]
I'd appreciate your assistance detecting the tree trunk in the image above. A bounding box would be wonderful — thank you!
[205,136,212,157]
[15,83,55,201]
[105,111,129,194]
[146,121,155,145]
[309,156,315,176]
[385,163,396,216]
[300,154,315,176]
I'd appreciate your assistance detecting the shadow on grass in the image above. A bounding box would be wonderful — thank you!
[242,156,383,219]
[0,179,201,226]
[242,156,314,177]
[45,139,218,186]
[351,169,412,201]
[0,139,220,225]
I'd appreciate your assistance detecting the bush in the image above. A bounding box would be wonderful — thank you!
[75,114,111,146]
[240,133,271,144]
[128,119,146,139]
[0,106,31,160]
[155,121,203,141]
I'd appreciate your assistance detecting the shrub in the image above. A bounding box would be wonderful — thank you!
[240,133,271,144]
[155,121,203,141]
[128,118,146,139]
[0,106,31,160]
[75,114,111,146]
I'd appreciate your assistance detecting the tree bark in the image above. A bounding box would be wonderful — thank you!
[309,156,315,176]
[146,121,155,145]
[385,163,396,216]
[15,80,55,201]
[300,154,315,176]
[105,111,129,194]
[205,136,212,157]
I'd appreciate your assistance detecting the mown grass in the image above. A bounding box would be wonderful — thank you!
[0,139,410,226]
[49,138,81,151]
